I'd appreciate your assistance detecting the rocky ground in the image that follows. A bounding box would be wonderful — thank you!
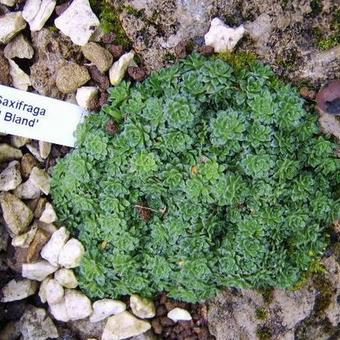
[0,0,339,339]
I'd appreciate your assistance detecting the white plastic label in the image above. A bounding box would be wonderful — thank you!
[0,85,86,147]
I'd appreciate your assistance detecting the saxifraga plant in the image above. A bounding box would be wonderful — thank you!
[51,53,340,303]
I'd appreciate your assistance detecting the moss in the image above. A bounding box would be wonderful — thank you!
[313,274,334,313]
[318,36,339,50]
[256,326,272,340]
[163,51,177,63]
[293,260,326,290]
[255,307,268,320]
[124,4,144,18]
[310,0,322,18]
[217,51,257,70]
[260,288,274,305]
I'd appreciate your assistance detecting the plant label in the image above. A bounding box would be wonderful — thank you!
[0,85,86,147]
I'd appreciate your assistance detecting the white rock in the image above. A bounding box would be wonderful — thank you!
[41,226,70,266]
[65,289,93,320]
[11,222,38,248]
[22,260,58,281]
[49,298,70,322]
[11,135,30,148]
[0,143,23,162]
[54,0,100,46]
[130,294,156,319]
[23,0,56,32]
[90,299,126,323]
[8,59,31,91]
[54,268,78,288]
[29,167,51,195]
[39,202,57,224]
[102,311,151,340]
[13,179,41,199]
[0,0,16,7]
[39,141,51,159]
[204,18,245,52]
[167,308,192,322]
[76,86,98,110]
[38,276,52,303]
[39,222,58,234]
[0,160,22,191]
[58,238,85,268]
[26,144,44,163]
[1,279,38,302]
[0,12,27,44]
[4,34,34,59]
[46,278,64,305]
[109,51,135,86]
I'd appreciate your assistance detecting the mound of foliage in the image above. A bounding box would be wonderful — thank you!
[51,54,339,303]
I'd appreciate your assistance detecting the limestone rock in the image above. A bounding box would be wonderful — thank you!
[204,18,244,52]
[0,192,33,235]
[39,202,57,224]
[54,268,78,288]
[21,153,39,179]
[81,42,113,73]
[38,141,51,159]
[19,306,58,340]
[56,63,91,93]
[130,294,156,319]
[1,279,38,302]
[0,143,23,163]
[0,224,9,251]
[49,298,70,322]
[58,238,84,268]
[41,226,70,266]
[13,179,41,199]
[0,0,16,7]
[11,135,30,148]
[90,299,126,323]
[54,0,100,46]
[0,160,22,191]
[65,289,93,320]
[38,276,52,303]
[0,52,11,85]
[102,311,151,340]
[4,34,34,59]
[11,222,38,248]
[23,0,56,32]
[46,278,64,305]
[26,144,44,162]
[76,86,99,110]
[109,51,135,85]
[0,12,27,44]
[167,307,192,322]
[22,260,58,281]
[8,59,31,91]
[27,227,50,262]
[30,167,50,195]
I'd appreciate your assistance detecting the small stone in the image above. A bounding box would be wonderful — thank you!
[106,44,124,59]
[0,0,16,6]
[90,299,126,323]
[0,143,22,163]
[21,153,39,179]
[174,40,188,59]
[1,279,38,302]
[39,141,51,159]
[27,227,50,262]
[56,63,91,94]
[127,66,147,82]
[49,298,70,322]
[11,222,38,248]
[33,197,47,218]
[81,42,113,73]
[54,0,100,46]
[76,86,99,110]
[204,18,245,53]
[109,50,135,85]
[8,59,31,91]
[0,160,22,191]
[88,65,110,90]
[26,144,44,162]
[46,278,64,305]
[0,224,9,251]
[106,119,119,135]
[0,192,33,235]
[130,294,156,319]
[0,52,11,85]
[11,135,30,148]
[22,260,58,281]
[4,34,34,59]
[58,238,85,268]
[13,179,41,199]
[65,289,93,320]
[167,308,192,322]
[300,86,316,101]
[54,268,78,288]
[23,0,56,32]
[102,311,151,340]
[0,322,21,340]
[38,276,52,303]
[41,226,70,266]
[0,12,27,44]
[30,167,50,195]
[39,202,57,224]
[19,306,58,340]
[198,45,214,56]
[102,32,116,44]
